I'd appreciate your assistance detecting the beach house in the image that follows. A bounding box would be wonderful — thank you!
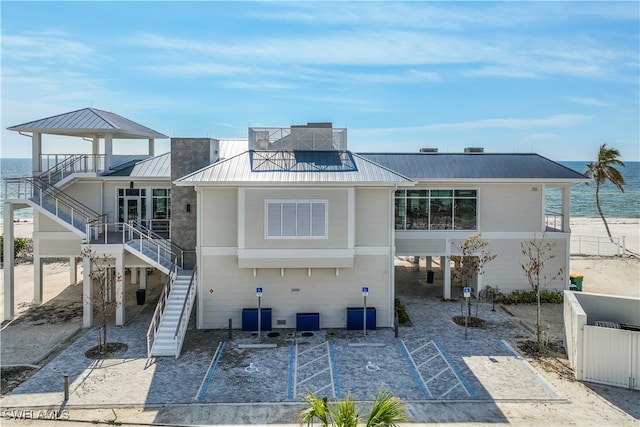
[3,108,587,357]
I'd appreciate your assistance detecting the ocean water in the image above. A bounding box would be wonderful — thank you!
[1,158,638,220]
[546,161,639,219]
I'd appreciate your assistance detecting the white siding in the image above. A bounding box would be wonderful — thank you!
[199,254,392,329]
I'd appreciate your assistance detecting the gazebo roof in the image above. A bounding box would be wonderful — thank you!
[7,108,168,139]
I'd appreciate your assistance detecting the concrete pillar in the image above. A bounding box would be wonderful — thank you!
[443,253,451,300]
[33,257,43,304]
[83,256,93,327]
[131,267,137,284]
[92,136,100,155]
[425,256,432,280]
[140,268,147,290]
[32,132,42,173]
[70,257,77,284]
[148,138,155,156]
[562,185,571,232]
[115,251,125,326]
[3,203,15,321]
[105,133,113,170]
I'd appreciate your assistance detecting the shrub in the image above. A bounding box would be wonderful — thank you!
[394,297,412,325]
[496,288,563,304]
[0,236,30,263]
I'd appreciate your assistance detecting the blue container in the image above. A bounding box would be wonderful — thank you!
[296,312,320,331]
[242,308,272,331]
[346,307,376,330]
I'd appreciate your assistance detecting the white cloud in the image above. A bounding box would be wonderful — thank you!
[354,114,593,135]
[566,97,611,108]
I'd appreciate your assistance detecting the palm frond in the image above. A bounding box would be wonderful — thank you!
[296,392,332,426]
[366,390,409,427]
[331,395,359,427]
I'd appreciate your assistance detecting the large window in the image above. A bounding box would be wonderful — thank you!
[117,188,170,233]
[266,200,327,238]
[395,189,477,231]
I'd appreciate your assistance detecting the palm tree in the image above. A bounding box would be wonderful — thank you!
[296,390,409,427]
[585,144,625,241]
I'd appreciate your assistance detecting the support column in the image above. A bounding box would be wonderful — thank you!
[443,253,451,300]
[140,268,147,290]
[33,257,43,304]
[104,133,113,171]
[83,256,93,327]
[92,136,100,156]
[148,138,155,156]
[3,203,15,321]
[70,257,77,285]
[562,185,571,232]
[115,251,125,326]
[425,256,432,281]
[32,132,42,173]
[131,267,137,284]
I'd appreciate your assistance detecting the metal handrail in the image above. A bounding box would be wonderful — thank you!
[95,222,184,270]
[174,265,197,358]
[39,154,106,184]
[544,210,565,232]
[4,177,105,235]
[146,259,179,358]
[133,221,179,261]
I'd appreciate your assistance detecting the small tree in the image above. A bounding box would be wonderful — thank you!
[296,390,408,427]
[450,233,496,337]
[81,246,122,352]
[521,235,564,347]
[450,233,496,290]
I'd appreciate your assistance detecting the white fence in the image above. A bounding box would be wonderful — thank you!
[583,326,639,389]
[564,291,640,390]
[570,235,626,256]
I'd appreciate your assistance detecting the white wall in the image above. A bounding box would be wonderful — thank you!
[197,185,394,329]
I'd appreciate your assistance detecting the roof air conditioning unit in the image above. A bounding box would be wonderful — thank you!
[419,147,438,153]
[464,147,484,153]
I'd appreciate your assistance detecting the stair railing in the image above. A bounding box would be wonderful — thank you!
[174,266,197,358]
[122,222,182,270]
[146,258,179,358]
[133,221,182,267]
[4,176,105,237]
[39,154,106,185]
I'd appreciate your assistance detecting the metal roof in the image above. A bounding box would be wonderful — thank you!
[102,153,171,177]
[176,150,412,185]
[358,153,588,181]
[130,152,171,177]
[7,108,168,139]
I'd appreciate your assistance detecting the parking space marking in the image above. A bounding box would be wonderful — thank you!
[399,339,472,399]
[292,341,337,399]
[195,341,226,401]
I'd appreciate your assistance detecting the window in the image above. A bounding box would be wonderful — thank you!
[395,189,477,231]
[266,200,327,238]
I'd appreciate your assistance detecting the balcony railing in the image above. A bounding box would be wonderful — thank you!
[39,154,106,184]
[545,211,565,232]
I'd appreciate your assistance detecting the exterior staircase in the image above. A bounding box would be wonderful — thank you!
[5,165,196,359]
[147,266,197,358]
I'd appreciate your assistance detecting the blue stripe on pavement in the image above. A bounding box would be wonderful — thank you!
[396,339,429,398]
[197,341,226,401]
[434,339,476,397]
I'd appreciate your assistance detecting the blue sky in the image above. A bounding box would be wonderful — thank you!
[1,1,638,161]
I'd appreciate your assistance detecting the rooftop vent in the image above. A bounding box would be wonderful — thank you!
[464,147,484,153]
[419,147,438,153]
